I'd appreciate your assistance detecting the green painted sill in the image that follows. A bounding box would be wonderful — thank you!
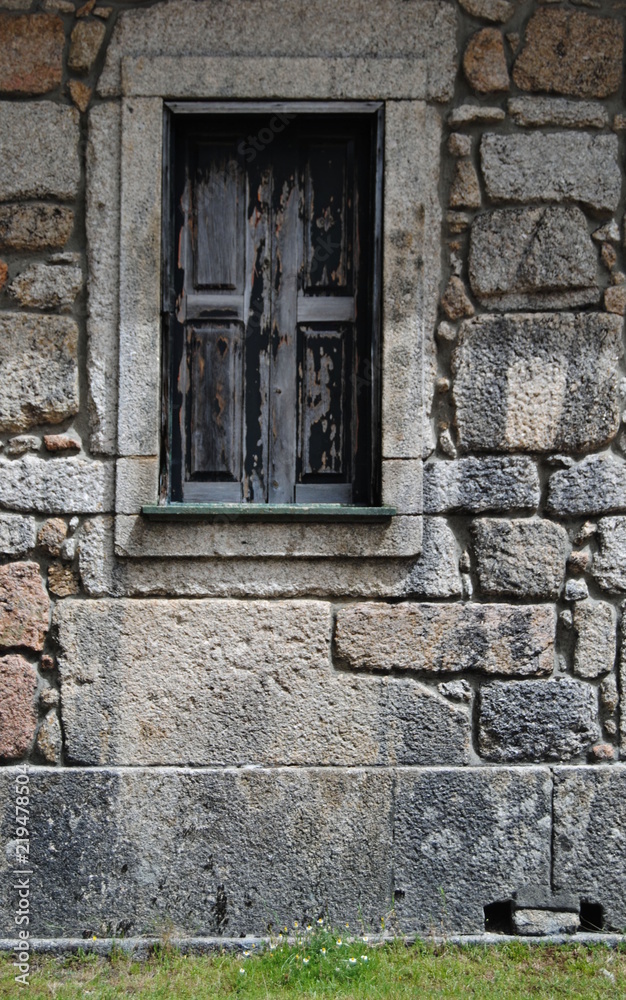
[142,504,396,523]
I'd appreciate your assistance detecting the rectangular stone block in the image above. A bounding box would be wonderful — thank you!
[547,454,626,517]
[471,519,568,600]
[478,679,600,763]
[0,514,36,556]
[452,313,622,454]
[0,457,114,514]
[0,767,394,937]
[335,602,555,677]
[0,13,64,95]
[0,203,74,251]
[554,766,626,931]
[480,133,621,213]
[591,517,626,593]
[393,767,552,934]
[572,600,616,679]
[0,314,78,432]
[508,97,608,129]
[424,456,540,514]
[406,517,461,598]
[0,102,80,202]
[469,207,599,311]
[56,599,471,766]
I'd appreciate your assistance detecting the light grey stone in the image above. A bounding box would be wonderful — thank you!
[0,767,395,936]
[393,768,552,934]
[0,515,36,556]
[6,435,39,457]
[600,674,619,715]
[452,313,622,454]
[438,679,472,703]
[547,454,626,517]
[56,599,470,767]
[35,712,62,764]
[554,766,626,930]
[8,260,82,311]
[478,679,600,763]
[86,103,120,455]
[469,207,599,310]
[424,457,540,513]
[0,314,78,432]
[512,885,579,911]
[471,519,568,599]
[335,602,555,677]
[381,460,422,515]
[593,221,620,244]
[0,103,80,202]
[480,133,621,213]
[591,517,626,592]
[99,0,457,100]
[565,578,589,602]
[406,518,462,598]
[115,458,159,515]
[0,457,114,514]
[572,600,616,679]
[448,104,506,125]
[458,0,514,23]
[508,97,608,128]
[512,909,580,936]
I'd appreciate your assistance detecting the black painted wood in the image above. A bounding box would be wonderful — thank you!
[164,106,382,507]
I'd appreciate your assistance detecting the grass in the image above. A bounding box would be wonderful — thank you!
[1,926,625,999]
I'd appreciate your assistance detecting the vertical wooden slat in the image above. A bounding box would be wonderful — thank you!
[304,142,351,292]
[194,143,244,291]
[189,323,243,480]
[299,326,348,477]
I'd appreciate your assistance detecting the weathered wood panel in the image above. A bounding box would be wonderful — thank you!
[304,142,352,292]
[189,323,243,481]
[193,142,244,291]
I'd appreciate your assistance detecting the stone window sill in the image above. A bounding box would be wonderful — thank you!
[142,504,396,523]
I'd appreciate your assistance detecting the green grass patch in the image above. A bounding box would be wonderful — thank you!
[1,928,625,999]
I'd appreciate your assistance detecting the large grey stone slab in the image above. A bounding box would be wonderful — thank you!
[591,517,626,593]
[469,207,599,310]
[0,515,36,556]
[99,0,457,100]
[424,457,540,514]
[572,600,616,680]
[508,97,608,129]
[471,519,568,600]
[478,679,600,763]
[335,602,555,677]
[0,767,394,937]
[452,313,622,454]
[56,599,470,766]
[480,133,621,213]
[554,766,626,931]
[547,454,626,517]
[0,102,80,202]
[406,518,462,598]
[0,458,113,514]
[393,768,552,934]
[0,314,78,432]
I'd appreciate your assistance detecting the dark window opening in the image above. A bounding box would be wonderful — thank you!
[162,102,383,506]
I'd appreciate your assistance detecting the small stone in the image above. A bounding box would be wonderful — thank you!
[8,260,82,311]
[601,243,618,272]
[42,0,76,10]
[590,744,615,762]
[40,687,59,708]
[600,675,619,714]
[512,909,580,936]
[574,522,597,546]
[441,276,474,320]
[508,97,608,129]
[447,212,472,234]
[95,6,112,18]
[547,454,626,517]
[605,719,617,737]
[565,579,589,602]
[448,133,472,158]
[449,160,481,209]
[458,0,514,22]
[0,13,64,95]
[0,562,50,652]
[0,655,37,760]
[44,434,81,453]
[48,563,80,598]
[69,517,79,533]
[471,519,568,600]
[0,261,7,293]
[7,436,40,457]
[37,518,68,557]
[506,32,520,51]
[68,19,106,75]
[568,550,591,574]
[439,429,457,458]
[69,79,92,113]
[459,551,471,573]
[424,456,539,514]
[60,536,77,562]
[513,9,623,99]
[593,221,620,244]
[463,28,510,93]
[613,114,626,131]
[77,0,96,15]
[559,610,573,628]
[36,712,62,764]
[478,678,600,762]
[436,321,457,342]
[0,515,36,557]
[605,285,626,315]
[438,680,472,703]
[572,600,616,679]
[461,573,473,600]
[448,104,506,126]
[40,654,55,672]
[0,204,74,252]
[436,377,450,394]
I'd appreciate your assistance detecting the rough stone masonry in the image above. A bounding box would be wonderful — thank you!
[0,0,625,944]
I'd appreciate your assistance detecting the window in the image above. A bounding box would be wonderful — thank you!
[163,103,383,507]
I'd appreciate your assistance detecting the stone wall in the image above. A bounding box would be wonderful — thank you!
[0,0,625,942]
